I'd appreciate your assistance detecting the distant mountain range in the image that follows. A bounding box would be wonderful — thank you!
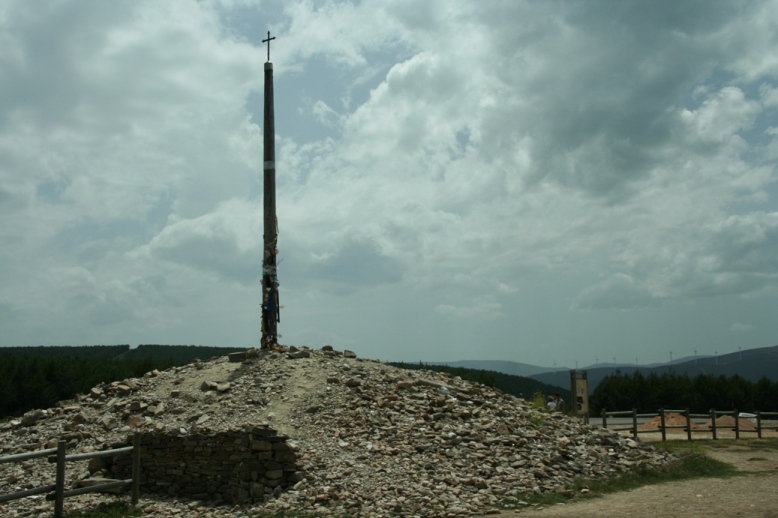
[434,344,778,394]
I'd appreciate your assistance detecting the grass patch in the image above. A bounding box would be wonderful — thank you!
[701,437,778,451]
[502,441,738,509]
[697,440,734,450]
[64,502,303,518]
[64,501,142,518]
[739,438,778,451]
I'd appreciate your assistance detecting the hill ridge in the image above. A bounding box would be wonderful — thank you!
[441,345,778,393]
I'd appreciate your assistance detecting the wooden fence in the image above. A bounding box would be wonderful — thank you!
[601,408,778,441]
[0,434,140,518]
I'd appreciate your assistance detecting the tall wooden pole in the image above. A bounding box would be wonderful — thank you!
[54,441,66,518]
[261,31,279,349]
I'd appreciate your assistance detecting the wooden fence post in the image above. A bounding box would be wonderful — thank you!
[685,408,692,442]
[54,441,66,518]
[757,411,762,439]
[632,408,638,439]
[132,433,141,505]
[659,408,666,442]
[710,409,717,440]
[734,409,740,439]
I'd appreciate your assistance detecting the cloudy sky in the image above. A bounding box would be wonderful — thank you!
[1,0,777,368]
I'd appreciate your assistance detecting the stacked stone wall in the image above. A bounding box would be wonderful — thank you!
[114,424,303,504]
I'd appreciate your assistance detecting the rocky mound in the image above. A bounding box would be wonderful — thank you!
[0,347,676,517]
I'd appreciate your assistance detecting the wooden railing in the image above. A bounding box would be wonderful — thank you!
[0,434,140,517]
[601,408,778,441]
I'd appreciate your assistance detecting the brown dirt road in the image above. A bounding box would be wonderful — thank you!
[495,438,778,518]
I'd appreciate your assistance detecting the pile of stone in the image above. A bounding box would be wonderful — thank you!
[640,412,708,431]
[0,346,676,517]
[711,415,758,431]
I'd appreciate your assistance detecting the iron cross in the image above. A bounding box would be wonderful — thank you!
[262,31,276,62]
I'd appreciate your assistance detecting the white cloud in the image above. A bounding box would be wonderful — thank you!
[281,0,403,68]
[761,85,778,107]
[147,199,262,285]
[497,283,518,295]
[730,322,755,332]
[435,300,504,320]
[680,87,760,145]
[575,274,657,310]
[311,100,343,129]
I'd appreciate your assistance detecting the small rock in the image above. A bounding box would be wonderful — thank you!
[228,352,247,363]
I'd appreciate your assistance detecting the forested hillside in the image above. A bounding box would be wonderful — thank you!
[0,344,131,358]
[529,344,778,391]
[122,344,239,364]
[0,345,236,419]
[0,353,157,418]
[391,362,569,403]
[590,370,778,414]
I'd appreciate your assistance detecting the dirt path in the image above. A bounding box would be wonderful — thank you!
[499,440,778,518]
[523,475,778,517]
[261,354,331,437]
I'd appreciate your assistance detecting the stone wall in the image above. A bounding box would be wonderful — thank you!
[114,424,303,504]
